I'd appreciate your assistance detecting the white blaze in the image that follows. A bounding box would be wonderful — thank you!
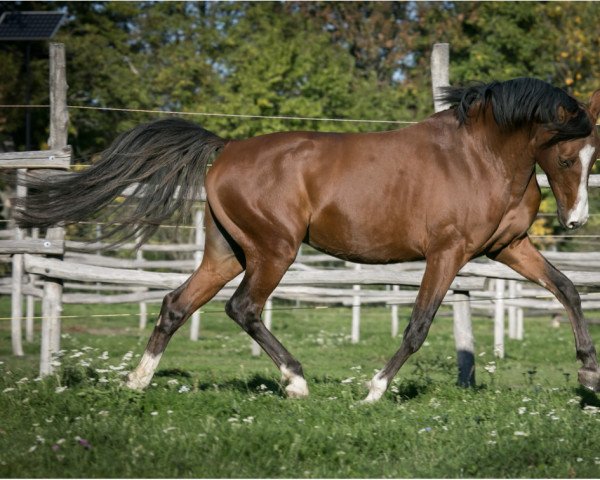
[566,144,595,227]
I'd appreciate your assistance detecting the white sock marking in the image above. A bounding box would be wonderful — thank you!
[126,351,162,390]
[363,371,388,403]
[280,365,309,398]
[566,144,595,227]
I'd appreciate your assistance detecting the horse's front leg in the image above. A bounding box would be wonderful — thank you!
[490,235,600,391]
[364,246,468,402]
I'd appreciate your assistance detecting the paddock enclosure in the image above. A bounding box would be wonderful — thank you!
[2,43,600,395]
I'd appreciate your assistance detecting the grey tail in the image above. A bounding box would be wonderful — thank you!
[15,118,226,246]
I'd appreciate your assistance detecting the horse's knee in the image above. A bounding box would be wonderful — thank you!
[156,291,187,335]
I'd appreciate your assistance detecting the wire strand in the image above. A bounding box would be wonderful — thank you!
[0,291,580,323]
[0,104,418,125]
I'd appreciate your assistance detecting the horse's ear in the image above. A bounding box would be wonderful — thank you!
[588,89,600,121]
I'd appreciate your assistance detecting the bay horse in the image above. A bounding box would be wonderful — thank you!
[17,78,600,402]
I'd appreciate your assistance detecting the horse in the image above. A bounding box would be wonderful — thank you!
[16,77,600,402]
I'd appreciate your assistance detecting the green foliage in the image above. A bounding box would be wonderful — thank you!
[3,1,599,154]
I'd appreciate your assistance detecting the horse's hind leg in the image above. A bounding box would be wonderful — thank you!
[126,208,244,390]
[226,257,308,398]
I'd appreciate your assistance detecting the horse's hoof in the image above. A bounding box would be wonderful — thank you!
[578,368,600,392]
[285,378,309,398]
[124,372,149,391]
[362,373,387,403]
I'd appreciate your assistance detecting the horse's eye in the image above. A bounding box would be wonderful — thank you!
[558,158,573,168]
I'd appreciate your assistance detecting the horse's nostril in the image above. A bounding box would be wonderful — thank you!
[568,221,581,230]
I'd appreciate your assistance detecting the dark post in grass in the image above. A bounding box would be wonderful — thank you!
[431,43,476,387]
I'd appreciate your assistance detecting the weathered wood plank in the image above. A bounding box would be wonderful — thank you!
[0,239,65,255]
[65,240,202,253]
[24,254,486,290]
[0,146,71,169]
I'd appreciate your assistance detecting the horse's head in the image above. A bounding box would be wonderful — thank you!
[535,90,600,230]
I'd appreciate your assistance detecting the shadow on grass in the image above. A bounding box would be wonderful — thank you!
[198,374,285,397]
[576,386,600,408]
[154,368,193,378]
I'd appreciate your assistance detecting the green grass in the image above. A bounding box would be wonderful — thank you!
[1,297,599,478]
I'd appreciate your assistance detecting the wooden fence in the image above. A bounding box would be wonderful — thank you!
[2,43,600,382]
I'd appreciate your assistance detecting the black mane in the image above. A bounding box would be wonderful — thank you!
[439,77,592,148]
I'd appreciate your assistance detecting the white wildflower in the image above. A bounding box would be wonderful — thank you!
[178,385,190,393]
[484,362,496,374]
[518,407,527,415]
[54,386,67,394]
[514,431,528,437]
[150,411,158,416]
[2,388,15,393]
[341,377,355,384]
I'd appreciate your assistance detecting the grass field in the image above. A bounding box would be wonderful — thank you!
[1,296,600,478]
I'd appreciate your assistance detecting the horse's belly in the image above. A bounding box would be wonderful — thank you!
[306,212,424,264]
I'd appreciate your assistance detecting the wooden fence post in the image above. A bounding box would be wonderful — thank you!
[351,264,361,344]
[431,43,450,112]
[453,290,475,387]
[494,279,506,358]
[432,42,476,386]
[11,175,25,356]
[508,279,517,339]
[25,228,39,342]
[136,233,148,330]
[516,282,524,340]
[40,43,69,376]
[190,209,204,341]
[391,284,400,337]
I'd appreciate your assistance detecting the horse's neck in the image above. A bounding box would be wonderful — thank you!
[474,109,537,178]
